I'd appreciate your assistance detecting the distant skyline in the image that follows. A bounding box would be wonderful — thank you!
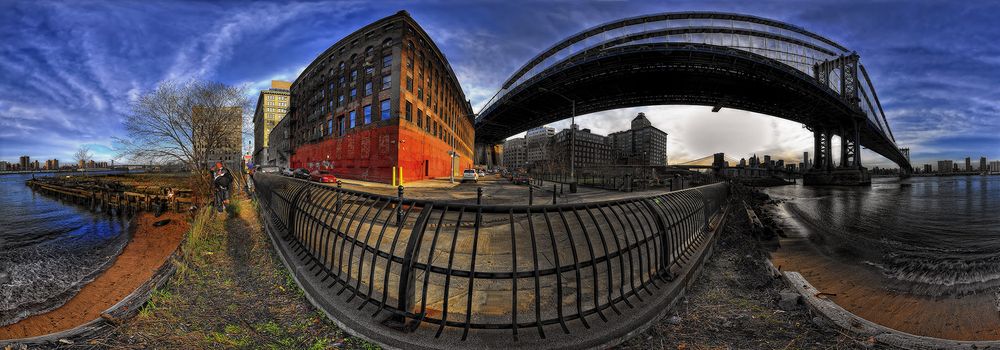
[1,1,998,167]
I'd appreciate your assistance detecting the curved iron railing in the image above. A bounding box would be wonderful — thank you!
[253,174,728,343]
[477,11,894,146]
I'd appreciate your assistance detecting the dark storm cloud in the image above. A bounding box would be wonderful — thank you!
[0,0,996,166]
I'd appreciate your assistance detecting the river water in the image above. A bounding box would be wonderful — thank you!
[765,175,1000,297]
[0,172,131,327]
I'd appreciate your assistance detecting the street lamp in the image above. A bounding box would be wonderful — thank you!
[539,87,576,190]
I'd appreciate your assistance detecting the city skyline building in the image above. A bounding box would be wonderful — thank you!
[193,106,243,169]
[550,125,613,170]
[608,112,668,166]
[252,80,292,166]
[501,137,526,169]
[938,160,953,173]
[525,126,555,167]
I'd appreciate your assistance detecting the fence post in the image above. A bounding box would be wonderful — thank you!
[641,197,671,272]
[336,180,343,212]
[552,184,557,204]
[384,203,434,332]
[529,186,534,206]
[477,187,483,205]
[286,185,310,239]
[397,185,405,227]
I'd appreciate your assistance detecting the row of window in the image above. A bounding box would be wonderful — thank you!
[318,99,393,139]
[266,95,288,100]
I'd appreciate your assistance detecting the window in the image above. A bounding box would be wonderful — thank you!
[417,87,423,100]
[417,110,423,127]
[405,100,412,121]
[365,46,374,56]
[350,88,356,101]
[339,76,345,85]
[328,119,333,136]
[405,76,413,91]
[364,82,372,96]
[338,62,345,71]
[351,70,357,80]
[338,116,345,136]
[363,104,371,124]
[406,56,413,69]
[349,111,356,128]
[337,95,344,106]
[382,75,391,90]
[380,99,391,120]
[365,66,374,75]
[382,55,392,68]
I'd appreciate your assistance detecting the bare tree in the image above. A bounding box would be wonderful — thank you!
[74,145,93,168]
[115,80,249,197]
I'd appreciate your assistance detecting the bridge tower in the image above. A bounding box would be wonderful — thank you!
[805,54,871,186]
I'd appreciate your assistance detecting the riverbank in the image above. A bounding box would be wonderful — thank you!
[90,197,375,349]
[0,211,186,340]
[768,201,1000,340]
[622,186,865,349]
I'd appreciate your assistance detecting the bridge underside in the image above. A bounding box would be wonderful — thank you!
[476,43,910,175]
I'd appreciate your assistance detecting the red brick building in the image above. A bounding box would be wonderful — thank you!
[289,11,475,183]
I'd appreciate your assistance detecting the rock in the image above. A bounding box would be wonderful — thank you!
[58,339,74,345]
[0,272,10,285]
[153,219,171,227]
[666,315,682,325]
[777,290,802,311]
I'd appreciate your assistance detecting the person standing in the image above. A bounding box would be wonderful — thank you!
[212,162,233,213]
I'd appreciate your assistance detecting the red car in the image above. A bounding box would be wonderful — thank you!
[309,170,338,183]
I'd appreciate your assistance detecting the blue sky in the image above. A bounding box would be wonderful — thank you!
[1,0,997,168]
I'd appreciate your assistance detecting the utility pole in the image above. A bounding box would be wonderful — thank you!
[539,87,577,192]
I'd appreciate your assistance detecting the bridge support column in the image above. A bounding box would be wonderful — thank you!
[804,125,870,186]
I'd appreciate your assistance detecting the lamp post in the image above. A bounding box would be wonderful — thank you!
[538,87,576,190]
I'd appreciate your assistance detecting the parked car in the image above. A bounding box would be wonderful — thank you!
[292,168,311,179]
[309,170,338,183]
[478,169,487,177]
[511,174,529,185]
[257,165,280,174]
[462,169,479,183]
[281,168,294,177]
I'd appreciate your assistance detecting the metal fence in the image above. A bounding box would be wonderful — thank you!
[253,173,729,342]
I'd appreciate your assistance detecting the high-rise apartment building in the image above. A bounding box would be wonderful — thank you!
[524,126,555,166]
[19,155,29,170]
[502,137,526,169]
[253,80,292,166]
[980,157,987,172]
[965,157,972,172]
[937,160,953,173]
[193,106,243,169]
[550,126,613,169]
[609,113,668,166]
[288,11,475,183]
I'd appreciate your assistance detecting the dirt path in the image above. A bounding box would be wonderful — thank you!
[0,212,187,340]
[87,197,376,349]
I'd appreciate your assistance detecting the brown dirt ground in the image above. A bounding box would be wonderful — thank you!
[771,229,1000,341]
[0,212,187,340]
[620,188,872,350]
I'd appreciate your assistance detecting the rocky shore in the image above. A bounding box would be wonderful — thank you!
[622,185,874,349]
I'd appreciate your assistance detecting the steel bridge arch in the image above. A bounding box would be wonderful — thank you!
[476,11,910,171]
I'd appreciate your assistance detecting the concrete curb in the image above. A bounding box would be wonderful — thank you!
[782,271,1000,349]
